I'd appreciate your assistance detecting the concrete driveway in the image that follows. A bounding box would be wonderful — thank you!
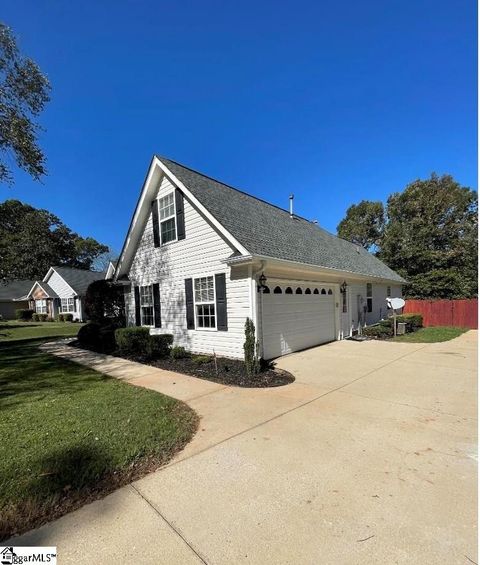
[11,332,477,564]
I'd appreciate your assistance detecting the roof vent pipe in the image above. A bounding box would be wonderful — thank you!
[289,194,294,218]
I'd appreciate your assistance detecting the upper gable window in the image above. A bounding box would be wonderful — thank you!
[159,193,177,244]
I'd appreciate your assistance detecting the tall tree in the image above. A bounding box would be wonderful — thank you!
[337,200,385,250]
[336,174,478,299]
[380,174,477,298]
[0,200,109,280]
[0,23,50,185]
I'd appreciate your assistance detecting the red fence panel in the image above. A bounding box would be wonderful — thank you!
[403,299,478,329]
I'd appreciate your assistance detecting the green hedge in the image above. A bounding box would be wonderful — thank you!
[147,334,174,359]
[170,345,190,359]
[15,309,34,321]
[364,313,423,339]
[57,313,74,322]
[115,327,150,355]
[32,313,49,322]
[363,324,393,338]
[115,328,174,358]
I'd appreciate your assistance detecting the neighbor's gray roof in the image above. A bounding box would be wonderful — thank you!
[51,267,106,295]
[0,279,36,301]
[37,282,60,298]
[158,157,405,283]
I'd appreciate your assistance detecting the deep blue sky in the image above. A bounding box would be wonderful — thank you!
[2,0,477,254]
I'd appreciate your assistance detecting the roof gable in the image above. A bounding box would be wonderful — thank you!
[45,267,106,295]
[116,156,405,283]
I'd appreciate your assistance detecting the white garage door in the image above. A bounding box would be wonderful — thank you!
[262,283,336,359]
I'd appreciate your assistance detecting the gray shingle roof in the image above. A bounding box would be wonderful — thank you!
[158,157,405,283]
[37,282,60,298]
[51,267,106,295]
[0,280,36,301]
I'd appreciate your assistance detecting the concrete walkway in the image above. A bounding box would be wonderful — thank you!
[9,332,477,564]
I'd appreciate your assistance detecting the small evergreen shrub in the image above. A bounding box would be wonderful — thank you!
[243,318,260,377]
[115,327,150,356]
[15,309,34,321]
[32,313,48,322]
[62,313,74,322]
[170,346,190,359]
[147,334,174,359]
[192,355,211,365]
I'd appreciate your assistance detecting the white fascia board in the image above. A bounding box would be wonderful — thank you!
[115,156,249,281]
[28,281,52,299]
[42,267,55,282]
[48,268,77,296]
[247,254,405,285]
[115,156,160,281]
[155,157,249,255]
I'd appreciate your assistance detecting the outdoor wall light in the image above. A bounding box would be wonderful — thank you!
[258,273,268,292]
[340,281,348,294]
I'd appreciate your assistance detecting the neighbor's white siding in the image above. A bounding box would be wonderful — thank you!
[47,270,75,298]
[45,270,82,321]
[126,176,251,359]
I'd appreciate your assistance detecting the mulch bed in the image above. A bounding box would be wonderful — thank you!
[70,341,294,388]
[146,355,294,388]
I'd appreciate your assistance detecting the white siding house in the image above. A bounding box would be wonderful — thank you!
[115,156,405,360]
[27,267,106,321]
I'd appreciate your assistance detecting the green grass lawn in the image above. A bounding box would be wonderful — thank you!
[0,320,83,342]
[392,326,469,343]
[0,341,198,540]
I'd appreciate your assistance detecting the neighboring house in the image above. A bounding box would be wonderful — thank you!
[105,260,118,280]
[0,280,36,319]
[114,156,405,360]
[26,267,106,321]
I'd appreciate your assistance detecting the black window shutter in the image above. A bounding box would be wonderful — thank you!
[134,286,141,326]
[151,200,160,248]
[215,273,228,331]
[175,189,186,240]
[184,278,195,329]
[153,283,161,328]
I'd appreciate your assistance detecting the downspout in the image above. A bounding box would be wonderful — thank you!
[252,260,266,358]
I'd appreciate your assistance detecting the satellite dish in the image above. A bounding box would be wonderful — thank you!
[386,297,405,310]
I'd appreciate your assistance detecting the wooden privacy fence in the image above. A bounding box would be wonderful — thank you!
[403,299,478,329]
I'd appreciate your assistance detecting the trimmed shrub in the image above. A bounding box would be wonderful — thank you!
[98,324,117,352]
[377,313,423,334]
[78,322,101,349]
[170,346,190,359]
[32,313,48,322]
[363,324,393,338]
[62,313,74,322]
[115,327,150,356]
[147,334,174,359]
[15,309,34,321]
[192,355,211,365]
[397,313,423,331]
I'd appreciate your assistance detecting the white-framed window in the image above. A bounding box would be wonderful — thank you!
[61,298,75,313]
[366,283,373,313]
[194,276,216,329]
[35,299,47,314]
[140,285,154,326]
[159,192,177,244]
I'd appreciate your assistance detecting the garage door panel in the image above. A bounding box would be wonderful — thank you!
[262,286,336,359]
